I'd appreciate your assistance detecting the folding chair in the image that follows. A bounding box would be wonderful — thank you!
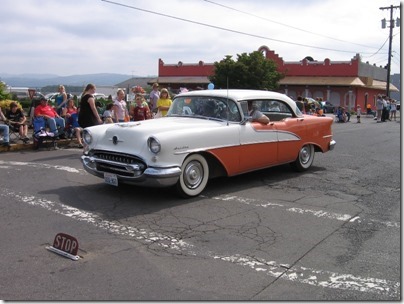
[6,121,24,143]
[32,117,57,150]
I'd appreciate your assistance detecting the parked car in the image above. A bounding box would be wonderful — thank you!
[81,90,336,197]
[321,101,336,113]
[77,93,107,101]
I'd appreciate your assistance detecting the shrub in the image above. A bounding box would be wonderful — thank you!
[0,99,23,113]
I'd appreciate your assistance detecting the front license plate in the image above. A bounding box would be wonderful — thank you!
[104,172,118,186]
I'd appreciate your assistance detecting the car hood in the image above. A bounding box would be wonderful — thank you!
[85,117,236,157]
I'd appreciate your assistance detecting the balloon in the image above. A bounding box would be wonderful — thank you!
[208,83,214,90]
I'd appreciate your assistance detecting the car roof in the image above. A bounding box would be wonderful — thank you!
[176,89,293,103]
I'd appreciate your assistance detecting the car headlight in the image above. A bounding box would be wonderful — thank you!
[148,137,161,154]
[83,129,93,145]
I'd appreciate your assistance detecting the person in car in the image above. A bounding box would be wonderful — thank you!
[248,101,270,124]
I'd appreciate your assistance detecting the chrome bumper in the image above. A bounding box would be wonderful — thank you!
[81,155,182,187]
[329,139,336,151]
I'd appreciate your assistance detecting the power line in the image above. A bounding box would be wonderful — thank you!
[202,0,381,50]
[101,0,376,55]
[362,35,390,58]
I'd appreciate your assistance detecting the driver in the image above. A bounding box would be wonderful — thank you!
[248,101,270,124]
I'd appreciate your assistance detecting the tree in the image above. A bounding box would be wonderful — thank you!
[209,51,283,90]
[0,81,11,101]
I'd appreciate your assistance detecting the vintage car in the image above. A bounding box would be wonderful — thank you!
[81,90,336,197]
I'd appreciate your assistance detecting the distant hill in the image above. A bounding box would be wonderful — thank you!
[0,73,137,88]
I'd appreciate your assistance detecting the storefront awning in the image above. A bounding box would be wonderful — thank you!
[148,76,210,85]
[279,76,398,91]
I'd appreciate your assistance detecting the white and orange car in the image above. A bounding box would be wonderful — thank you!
[81,90,335,197]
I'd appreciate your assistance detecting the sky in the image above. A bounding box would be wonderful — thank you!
[0,0,401,77]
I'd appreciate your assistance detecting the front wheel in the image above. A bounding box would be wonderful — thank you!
[290,144,315,172]
[176,154,209,198]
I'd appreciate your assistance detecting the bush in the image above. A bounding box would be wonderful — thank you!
[0,99,23,113]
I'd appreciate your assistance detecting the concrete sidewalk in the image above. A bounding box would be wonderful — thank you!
[0,126,81,152]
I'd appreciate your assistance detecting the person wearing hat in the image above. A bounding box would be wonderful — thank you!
[149,83,160,113]
[34,97,66,138]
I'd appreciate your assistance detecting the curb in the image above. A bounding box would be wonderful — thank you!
[0,138,79,152]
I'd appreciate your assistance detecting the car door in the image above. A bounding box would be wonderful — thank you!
[238,119,278,174]
[273,117,306,164]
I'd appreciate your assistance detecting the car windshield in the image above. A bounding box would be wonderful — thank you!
[167,96,242,122]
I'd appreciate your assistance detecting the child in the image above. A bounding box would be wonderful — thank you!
[356,105,361,123]
[103,103,114,124]
[132,96,152,121]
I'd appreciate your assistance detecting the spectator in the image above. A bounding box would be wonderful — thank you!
[381,95,388,122]
[296,96,305,113]
[62,97,77,118]
[356,105,361,123]
[78,84,103,128]
[113,88,129,123]
[6,101,29,143]
[389,99,397,121]
[336,106,347,123]
[55,85,68,115]
[366,103,376,118]
[315,107,324,116]
[376,94,384,123]
[103,103,114,124]
[0,107,10,147]
[247,100,270,124]
[63,98,83,147]
[95,101,104,116]
[132,95,152,121]
[34,97,66,138]
[149,83,160,113]
[156,88,172,117]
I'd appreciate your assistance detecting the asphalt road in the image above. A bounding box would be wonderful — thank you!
[0,115,400,300]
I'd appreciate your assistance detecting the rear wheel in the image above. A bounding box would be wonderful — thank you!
[176,154,209,198]
[291,144,315,172]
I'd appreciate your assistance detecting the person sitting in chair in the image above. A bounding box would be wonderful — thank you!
[34,97,66,139]
[0,107,11,147]
[6,102,29,143]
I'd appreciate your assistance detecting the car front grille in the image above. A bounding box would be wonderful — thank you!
[91,150,146,177]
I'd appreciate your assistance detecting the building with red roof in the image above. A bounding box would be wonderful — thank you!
[149,46,398,111]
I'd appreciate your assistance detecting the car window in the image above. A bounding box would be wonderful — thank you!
[168,96,241,122]
[241,98,303,119]
[259,100,291,113]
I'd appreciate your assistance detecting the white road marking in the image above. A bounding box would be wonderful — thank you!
[0,188,399,298]
[0,160,83,174]
[210,194,400,228]
[1,161,399,228]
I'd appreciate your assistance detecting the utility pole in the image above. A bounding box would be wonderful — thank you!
[380,4,400,97]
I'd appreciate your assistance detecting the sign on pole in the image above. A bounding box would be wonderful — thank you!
[28,89,36,100]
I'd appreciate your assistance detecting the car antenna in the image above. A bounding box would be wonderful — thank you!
[226,76,229,126]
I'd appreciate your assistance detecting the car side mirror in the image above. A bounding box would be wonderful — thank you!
[240,116,252,125]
